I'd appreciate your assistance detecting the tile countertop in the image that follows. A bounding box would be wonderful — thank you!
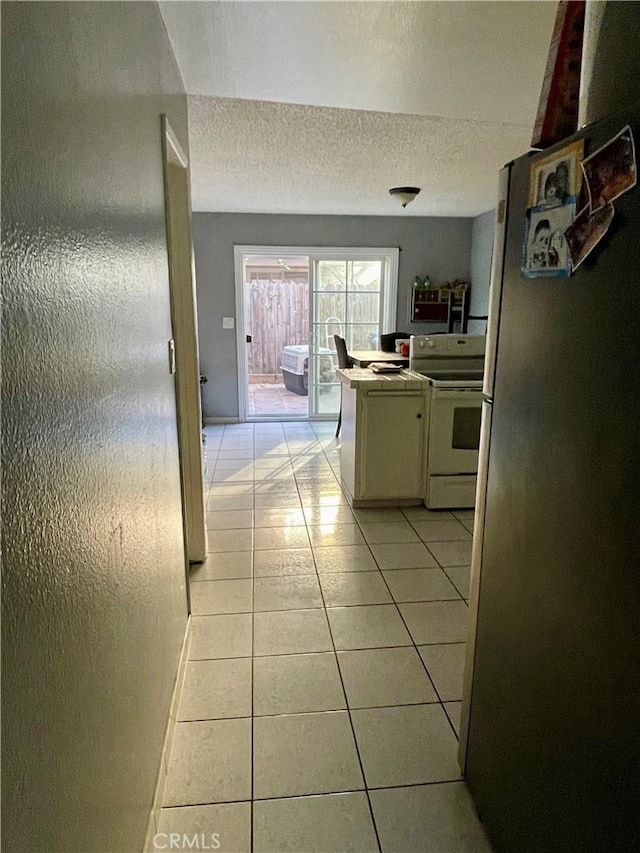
[337,368,428,391]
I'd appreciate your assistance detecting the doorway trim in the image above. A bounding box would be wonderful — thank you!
[234,245,399,422]
[162,116,207,566]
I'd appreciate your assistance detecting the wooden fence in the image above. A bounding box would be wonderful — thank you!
[245,279,310,376]
[245,279,380,376]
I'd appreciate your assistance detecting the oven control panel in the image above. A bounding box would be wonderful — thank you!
[410,334,486,358]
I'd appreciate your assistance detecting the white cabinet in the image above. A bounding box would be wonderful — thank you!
[340,376,428,506]
[360,392,426,499]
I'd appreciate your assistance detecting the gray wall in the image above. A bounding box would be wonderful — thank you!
[469,208,496,333]
[580,0,640,126]
[2,3,188,850]
[193,213,473,418]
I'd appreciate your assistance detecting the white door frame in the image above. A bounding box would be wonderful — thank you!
[162,116,207,565]
[234,245,399,422]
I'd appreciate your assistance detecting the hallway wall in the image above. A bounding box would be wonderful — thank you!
[1,3,189,850]
[468,208,496,333]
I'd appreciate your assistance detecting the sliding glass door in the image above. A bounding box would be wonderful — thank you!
[308,252,398,417]
[234,246,398,421]
[240,253,310,418]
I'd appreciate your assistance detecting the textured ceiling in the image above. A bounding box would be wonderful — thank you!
[188,95,533,216]
[159,0,558,217]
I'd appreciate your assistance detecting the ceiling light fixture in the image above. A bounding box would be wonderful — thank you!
[389,186,421,209]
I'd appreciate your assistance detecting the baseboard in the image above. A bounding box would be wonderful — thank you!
[341,478,423,508]
[351,497,424,507]
[203,416,339,425]
[143,616,192,853]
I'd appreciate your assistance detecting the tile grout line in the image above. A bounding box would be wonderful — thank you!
[163,775,465,810]
[396,514,471,734]
[162,775,466,815]
[319,427,387,851]
[212,423,254,845]
[175,698,451,724]
[348,493,465,742]
[300,473,384,853]
[249,425,257,853]
[188,637,466,664]
[193,599,463,614]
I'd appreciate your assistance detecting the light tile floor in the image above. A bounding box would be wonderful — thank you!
[160,422,492,852]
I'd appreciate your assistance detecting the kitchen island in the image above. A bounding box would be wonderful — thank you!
[347,350,409,368]
[337,368,429,506]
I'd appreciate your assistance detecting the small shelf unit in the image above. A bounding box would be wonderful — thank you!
[410,286,469,333]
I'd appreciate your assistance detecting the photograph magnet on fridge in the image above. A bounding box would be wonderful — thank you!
[528,139,583,209]
[564,202,615,271]
[582,125,636,214]
[522,200,575,278]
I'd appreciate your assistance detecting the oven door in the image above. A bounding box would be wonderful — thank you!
[427,387,482,474]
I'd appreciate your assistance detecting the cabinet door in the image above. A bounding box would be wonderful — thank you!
[360,392,425,498]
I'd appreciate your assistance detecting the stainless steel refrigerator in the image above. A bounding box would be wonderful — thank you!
[459,104,640,852]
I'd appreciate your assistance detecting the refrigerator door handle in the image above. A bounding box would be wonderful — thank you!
[484,166,511,398]
[458,398,493,773]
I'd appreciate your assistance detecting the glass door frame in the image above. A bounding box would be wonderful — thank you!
[234,245,399,422]
[307,250,399,417]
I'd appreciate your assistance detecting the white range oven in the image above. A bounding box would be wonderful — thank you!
[409,334,485,508]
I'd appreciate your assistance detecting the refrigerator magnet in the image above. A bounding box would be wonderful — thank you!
[582,125,637,214]
[522,200,575,278]
[528,139,583,209]
[564,202,615,271]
